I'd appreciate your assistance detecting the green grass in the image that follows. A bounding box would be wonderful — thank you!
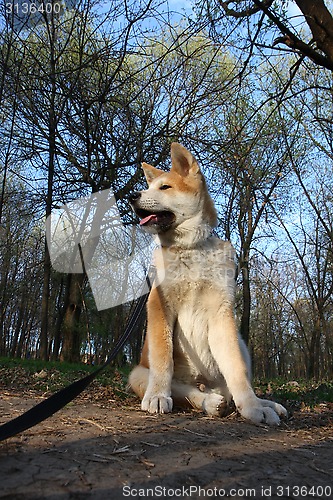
[1,358,333,407]
[255,378,333,407]
[0,356,130,396]
[0,356,93,373]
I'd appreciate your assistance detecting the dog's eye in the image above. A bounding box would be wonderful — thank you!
[159,185,172,190]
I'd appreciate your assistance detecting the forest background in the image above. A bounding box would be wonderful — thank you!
[0,0,332,381]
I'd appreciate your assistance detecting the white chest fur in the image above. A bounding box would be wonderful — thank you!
[152,237,236,383]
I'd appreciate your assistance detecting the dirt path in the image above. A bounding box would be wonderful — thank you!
[0,393,332,499]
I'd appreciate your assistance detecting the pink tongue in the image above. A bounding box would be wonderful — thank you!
[139,214,158,226]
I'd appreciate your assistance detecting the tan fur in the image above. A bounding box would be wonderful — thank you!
[129,143,287,425]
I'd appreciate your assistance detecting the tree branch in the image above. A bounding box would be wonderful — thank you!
[219,0,274,18]
[251,0,333,71]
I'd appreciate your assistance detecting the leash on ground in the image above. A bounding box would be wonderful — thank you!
[0,271,153,442]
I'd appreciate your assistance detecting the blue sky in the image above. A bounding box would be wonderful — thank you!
[166,0,303,18]
[157,0,305,39]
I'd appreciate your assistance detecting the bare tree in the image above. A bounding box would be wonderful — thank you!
[1,0,242,362]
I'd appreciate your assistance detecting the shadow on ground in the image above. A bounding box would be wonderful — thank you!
[0,395,332,499]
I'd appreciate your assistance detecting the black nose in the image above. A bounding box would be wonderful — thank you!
[128,191,141,203]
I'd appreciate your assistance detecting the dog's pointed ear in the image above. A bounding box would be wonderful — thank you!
[141,162,164,185]
[170,143,200,177]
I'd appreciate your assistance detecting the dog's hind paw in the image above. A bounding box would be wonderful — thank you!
[202,393,232,417]
[142,394,173,414]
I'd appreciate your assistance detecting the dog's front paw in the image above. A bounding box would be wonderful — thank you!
[142,394,173,414]
[268,401,288,419]
[239,398,287,426]
[240,405,280,425]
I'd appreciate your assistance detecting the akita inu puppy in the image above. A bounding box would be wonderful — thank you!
[129,143,287,425]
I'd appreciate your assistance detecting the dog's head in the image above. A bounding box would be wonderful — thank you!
[129,143,217,237]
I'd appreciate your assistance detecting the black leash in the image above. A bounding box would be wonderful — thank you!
[0,274,152,442]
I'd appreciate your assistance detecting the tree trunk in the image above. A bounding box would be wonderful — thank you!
[40,27,57,360]
[51,309,63,361]
[295,0,333,66]
[10,297,25,357]
[60,273,85,363]
[40,243,52,360]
